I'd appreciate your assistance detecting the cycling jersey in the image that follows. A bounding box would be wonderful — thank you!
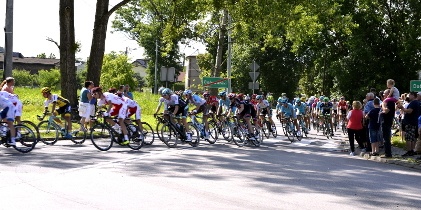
[338,101,347,110]
[44,94,70,108]
[163,94,187,110]
[187,95,206,107]
[0,96,16,121]
[256,100,270,110]
[0,91,22,117]
[320,102,333,115]
[124,96,141,120]
[206,95,218,106]
[279,103,296,118]
[332,102,338,110]
[294,103,307,115]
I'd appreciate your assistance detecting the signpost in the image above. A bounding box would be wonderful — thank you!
[410,80,421,92]
[160,67,176,87]
[202,77,229,88]
[249,61,260,93]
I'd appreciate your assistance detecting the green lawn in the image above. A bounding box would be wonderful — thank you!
[15,87,160,127]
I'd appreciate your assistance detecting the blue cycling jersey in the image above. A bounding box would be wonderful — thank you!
[294,103,307,115]
[280,103,294,118]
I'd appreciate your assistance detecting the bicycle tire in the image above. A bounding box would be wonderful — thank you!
[221,121,232,141]
[13,124,37,153]
[70,123,87,144]
[155,120,163,142]
[187,122,200,147]
[90,123,113,151]
[127,124,144,150]
[251,126,261,147]
[19,120,40,142]
[231,125,245,147]
[207,120,218,143]
[261,121,270,139]
[37,120,60,145]
[142,122,155,145]
[160,123,178,148]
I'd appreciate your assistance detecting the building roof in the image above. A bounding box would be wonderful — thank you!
[0,53,59,65]
[132,58,149,68]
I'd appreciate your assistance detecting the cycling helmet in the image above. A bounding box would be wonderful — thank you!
[252,94,257,99]
[203,91,210,97]
[183,89,192,95]
[320,96,325,101]
[158,87,165,94]
[280,99,288,104]
[41,87,51,94]
[228,93,236,99]
[256,95,263,100]
[218,91,227,97]
[333,98,337,102]
[301,97,306,101]
[161,88,172,95]
[323,97,329,102]
[296,99,301,103]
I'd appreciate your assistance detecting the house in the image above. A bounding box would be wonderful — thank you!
[132,58,149,78]
[0,52,59,74]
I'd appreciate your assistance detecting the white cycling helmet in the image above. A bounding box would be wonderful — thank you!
[183,89,192,95]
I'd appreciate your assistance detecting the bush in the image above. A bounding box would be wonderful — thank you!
[76,68,87,87]
[173,82,185,91]
[12,70,38,87]
[38,69,61,90]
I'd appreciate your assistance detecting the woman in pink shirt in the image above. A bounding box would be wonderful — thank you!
[347,101,365,156]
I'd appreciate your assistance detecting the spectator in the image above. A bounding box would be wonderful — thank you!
[381,89,395,158]
[363,92,375,152]
[386,79,400,103]
[124,84,134,100]
[366,98,382,155]
[0,77,15,94]
[78,81,94,131]
[347,101,365,156]
[396,92,419,156]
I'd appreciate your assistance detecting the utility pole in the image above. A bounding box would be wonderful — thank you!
[154,39,158,94]
[227,14,232,93]
[4,0,14,79]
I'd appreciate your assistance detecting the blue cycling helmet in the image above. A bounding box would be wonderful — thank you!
[183,89,192,95]
[161,88,172,95]
[218,91,227,97]
[256,95,263,100]
[279,98,288,104]
[158,87,165,94]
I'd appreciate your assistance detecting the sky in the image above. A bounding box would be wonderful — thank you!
[0,0,203,61]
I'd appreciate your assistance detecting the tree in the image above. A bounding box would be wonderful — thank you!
[59,0,77,106]
[99,52,137,90]
[36,53,47,59]
[86,0,132,86]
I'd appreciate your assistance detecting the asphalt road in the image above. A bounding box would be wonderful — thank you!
[1,121,420,210]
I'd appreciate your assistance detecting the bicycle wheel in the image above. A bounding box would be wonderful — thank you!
[221,122,232,141]
[261,121,270,139]
[207,121,218,144]
[271,124,278,138]
[13,124,37,153]
[160,123,178,148]
[127,124,144,150]
[251,126,262,147]
[37,120,59,145]
[187,123,200,147]
[286,123,294,143]
[342,123,348,135]
[90,123,113,151]
[20,120,40,142]
[232,125,245,147]
[141,122,155,145]
[70,124,87,144]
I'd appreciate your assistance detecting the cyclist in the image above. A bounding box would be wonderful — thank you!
[338,96,348,126]
[0,77,15,94]
[0,95,17,145]
[267,93,274,108]
[154,88,190,141]
[256,95,276,132]
[183,89,210,140]
[154,87,166,114]
[203,91,219,121]
[294,98,308,133]
[320,97,334,136]
[92,87,129,145]
[277,98,301,136]
[227,93,256,140]
[41,87,73,139]
[250,94,258,106]
[331,98,339,128]
[0,90,23,125]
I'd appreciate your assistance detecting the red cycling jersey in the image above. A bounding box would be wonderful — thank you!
[338,101,347,110]
[206,96,219,106]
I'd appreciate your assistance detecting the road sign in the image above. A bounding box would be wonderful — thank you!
[203,77,229,88]
[160,67,176,82]
[248,82,259,90]
[249,72,260,82]
[249,61,260,71]
[410,80,421,92]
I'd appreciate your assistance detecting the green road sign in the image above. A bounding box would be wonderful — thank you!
[202,77,229,88]
[410,80,421,92]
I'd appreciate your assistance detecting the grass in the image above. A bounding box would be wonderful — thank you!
[14,87,161,128]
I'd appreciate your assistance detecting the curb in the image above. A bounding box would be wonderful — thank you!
[359,150,421,170]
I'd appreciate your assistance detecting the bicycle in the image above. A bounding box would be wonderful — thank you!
[297,115,308,138]
[157,114,200,148]
[124,118,155,145]
[282,117,301,142]
[331,112,338,132]
[37,112,86,145]
[259,116,277,139]
[321,114,333,139]
[90,111,143,151]
[189,113,217,144]
[0,122,37,153]
[230,116,261,147]
[209,115,233,142]
[340,117,348,135]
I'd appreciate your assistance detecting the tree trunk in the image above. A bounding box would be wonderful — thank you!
[87,0,132,86]
[211,9,228,95]
[59,0,77,107]
[87,0,110,86]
